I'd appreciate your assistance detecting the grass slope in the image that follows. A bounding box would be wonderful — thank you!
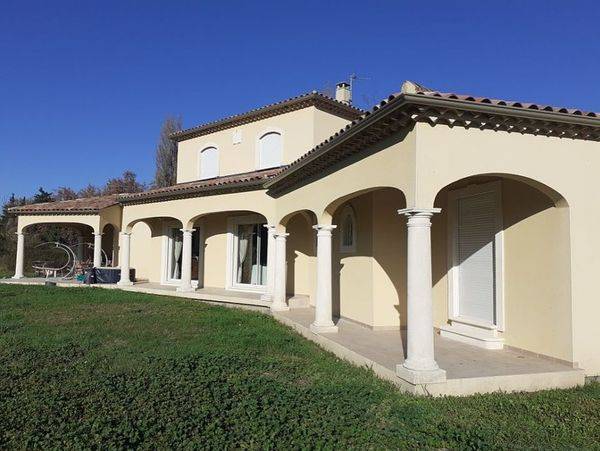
[0,284,599,449]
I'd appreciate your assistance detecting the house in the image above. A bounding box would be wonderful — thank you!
[8,81,600,394]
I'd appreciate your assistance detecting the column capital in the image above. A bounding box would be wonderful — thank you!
[397,208,441,218]
[313,224,337,233]
[94,232,103,236]
[180,228,194,234]
[15,231,24,236]
[120,231,132,236]
[274,232,290,239]
[263,224,277,235]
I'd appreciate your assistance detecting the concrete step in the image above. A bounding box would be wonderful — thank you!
[288,294,310,309]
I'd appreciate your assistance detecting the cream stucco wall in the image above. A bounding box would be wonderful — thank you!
[176,106,351,183]
[200,213,230,289]
[121,190,276,232]
[414,123,599,372]
[129,221,162,282]
[274,127,416,225]
[18,214,102,234]
[431,179,572,362]
[285,213,316,302]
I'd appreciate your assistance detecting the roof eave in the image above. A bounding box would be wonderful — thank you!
[265,94,600,190]
[118,179,267,205]
[169,94,363,143]
[264,95,410,188]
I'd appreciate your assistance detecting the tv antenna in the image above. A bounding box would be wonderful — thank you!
[348,73,370,106]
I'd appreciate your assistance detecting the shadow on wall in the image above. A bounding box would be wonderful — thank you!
[330,188,407,330]
[285,211,317,298]
[430,175,572,360]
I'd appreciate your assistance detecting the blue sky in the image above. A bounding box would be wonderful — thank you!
[1,0,598,200]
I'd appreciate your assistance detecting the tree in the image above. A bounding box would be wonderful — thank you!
[33,187,53,204]
[55,186,78,201]
[154,116,182,188]
[103,170,146,195]
[78,184,102,199]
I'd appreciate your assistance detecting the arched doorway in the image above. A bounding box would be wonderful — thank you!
[280,210,317,307]
[431,174,572,361]
[323,187,407,329]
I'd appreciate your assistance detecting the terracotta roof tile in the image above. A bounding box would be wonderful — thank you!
[170,91,364,142]
[119,167,283,204]
[266,81,600,193]
[9,194,120,215]
[415,90,599,117]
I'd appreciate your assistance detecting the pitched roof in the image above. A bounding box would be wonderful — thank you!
[266,81,600,194]
[170,91,364,142]
[8,194,119,215]
[118,167,282,205]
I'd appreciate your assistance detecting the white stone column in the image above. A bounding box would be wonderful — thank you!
[270,232,289,312]
[93,233,103,267]
[310,224,338,333]
[261,224,276,301]
[117,232,133,286]
[396,208,446,384]
[13,232,25,279]
[177,228,194,292]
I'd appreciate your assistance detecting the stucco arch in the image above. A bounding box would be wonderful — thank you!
[184,208,272,230]
[428,172,568,210]
[18,215,101,234]
[320,186,407,225]
[430,171,573,363]
[124,216,183,234]
[277,209,317,228]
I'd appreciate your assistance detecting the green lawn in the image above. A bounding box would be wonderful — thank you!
[0,284,598,449]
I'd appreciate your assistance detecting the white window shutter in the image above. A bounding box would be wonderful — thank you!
[457,191,497,323]
[200,147,219,179]
[259,132,282,169]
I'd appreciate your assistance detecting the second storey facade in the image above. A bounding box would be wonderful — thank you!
[173,91,360,182]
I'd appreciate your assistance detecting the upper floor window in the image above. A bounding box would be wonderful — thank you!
[199,146,219,179]
[340,205,357,253]
[258,132,282,169]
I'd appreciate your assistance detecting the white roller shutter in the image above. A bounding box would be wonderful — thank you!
[259,132,282,169]
[200,147,219,179]
[457,191,497,323]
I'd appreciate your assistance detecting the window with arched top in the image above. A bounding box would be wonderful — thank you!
[199,146,219,179]
[258,132,282,169]
[340,205,357,253]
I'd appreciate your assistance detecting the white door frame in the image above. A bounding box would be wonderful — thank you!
[161,222,204,288]
[226,214,267,293]
[447,180,505,332]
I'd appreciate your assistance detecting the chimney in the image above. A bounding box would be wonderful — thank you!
[335,82,352,105]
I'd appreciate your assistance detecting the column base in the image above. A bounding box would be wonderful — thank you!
[176,285,195,293]
[117,280,134,286]
[396,364,447,384]
[310,322,338,334]
[270,303,289,312]
[12,275,24,280]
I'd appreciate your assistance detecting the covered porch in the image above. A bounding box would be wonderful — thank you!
[275,307,584,396]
